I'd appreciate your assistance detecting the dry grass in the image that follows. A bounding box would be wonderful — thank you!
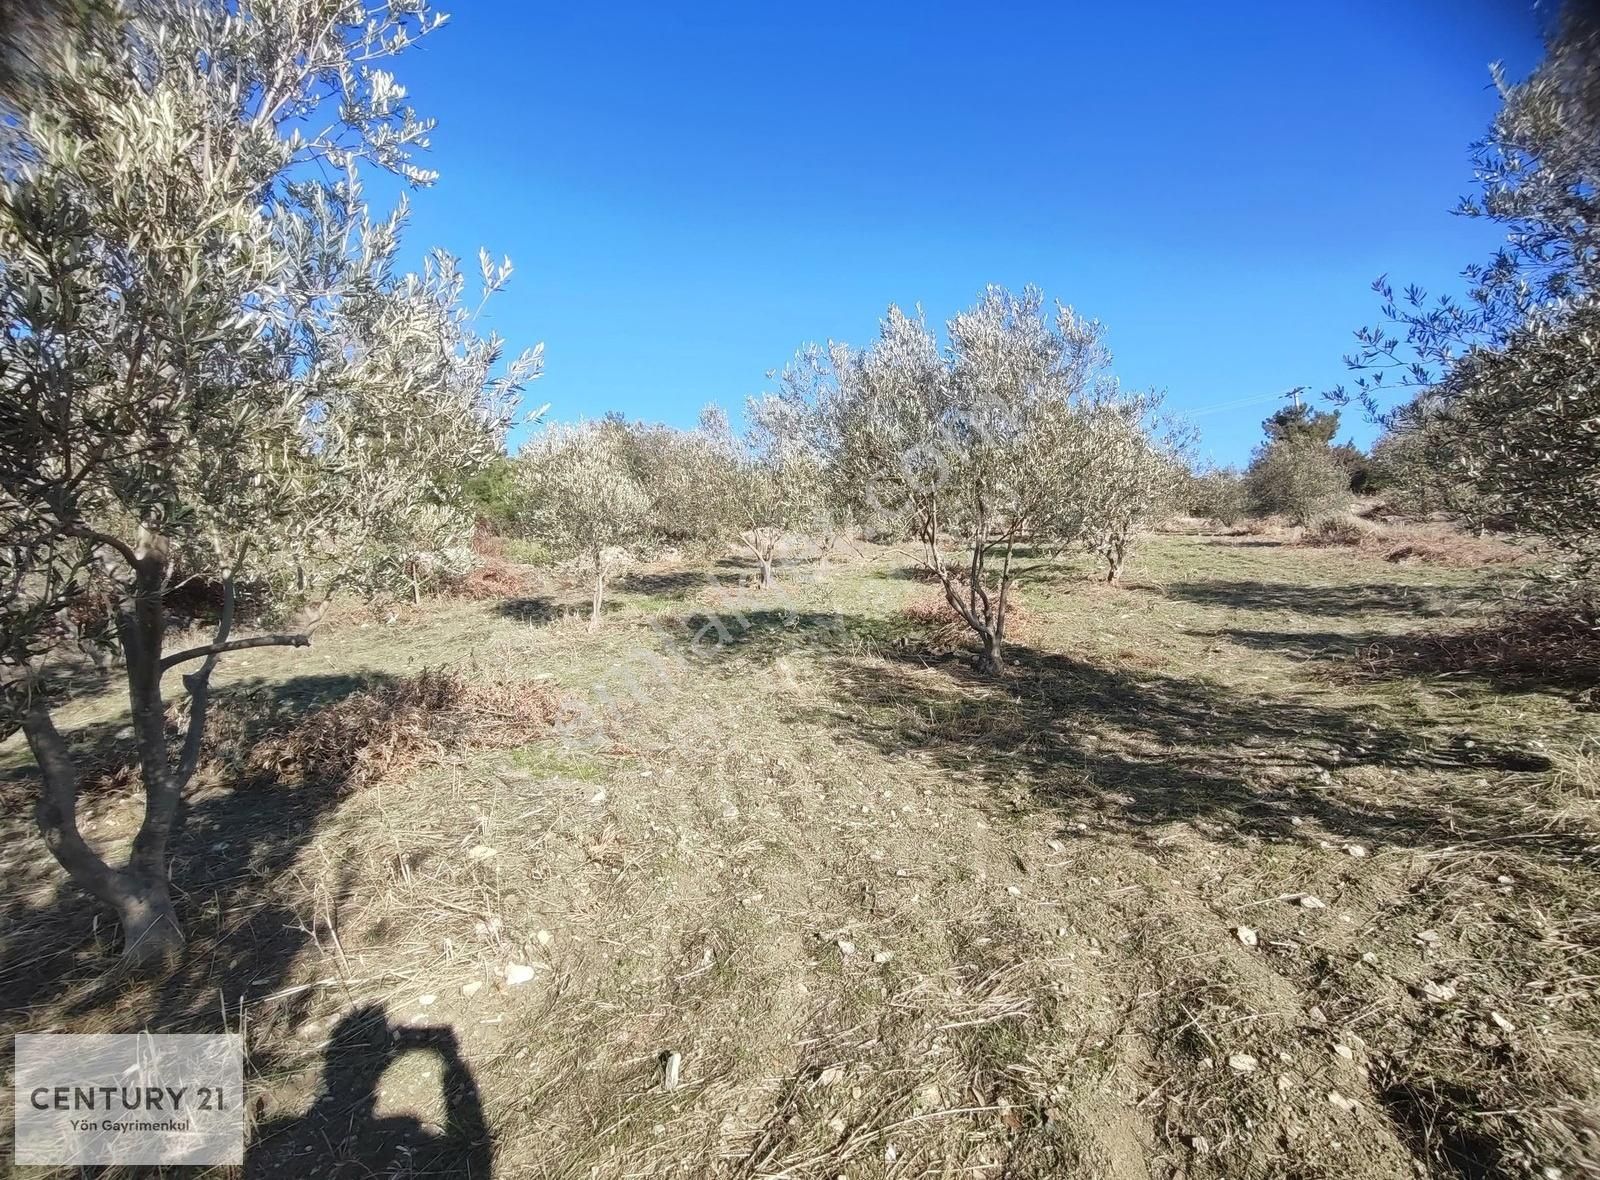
[895,591,1037,651]
[1379,536,1524,567]
[445,556,548,601]
[205,666,566,791]
[1352,601,1600,696]
[1,536,1597,1180]
[1296,513,1526,568]
[1300,515,1377,548]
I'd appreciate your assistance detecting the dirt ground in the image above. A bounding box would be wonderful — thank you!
[2,532,1597,1179]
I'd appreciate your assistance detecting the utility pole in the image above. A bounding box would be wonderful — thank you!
[1282,385,1306,411]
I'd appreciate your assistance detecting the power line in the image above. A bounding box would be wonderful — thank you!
[1182,391,1290,419]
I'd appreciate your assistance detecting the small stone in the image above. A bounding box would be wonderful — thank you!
[461,981,483,998]
[1332,1043,1353,1060]
[466,845,497,861]
[504,962,538,986]
[836,939,856,958]
[1006,885,1022,897]
[1360,951,1378,965]
[1227,1053,1258,1073]
[536,929,553,946]
[1235,926,1259,947]
[1328,1090,1360,1112]
[817,1066,844,1087]
[1490,1011,1516,1032]
[872,950,894,964]
[1417,979,1457,1003]
[416,993,437,1006]
[1344,844,1367,858]
[589,788,607,805]
[1046,839,1065,852]
[1416,929,1440,944]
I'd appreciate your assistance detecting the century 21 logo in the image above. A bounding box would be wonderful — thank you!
[30,1086,230,1111]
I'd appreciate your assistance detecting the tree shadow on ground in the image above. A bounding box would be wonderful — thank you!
[0,669,502,1171]
[245,1003,492,1178]
[877,563,946,584]
[659,607,885,664]
[0,670,397,1044]
[689,614,1579,869]
[1161,579,1480,619]
[614,569,711,598]
[493,595,620,625]
[1197,628,1398,661]
[831,642,1573,861]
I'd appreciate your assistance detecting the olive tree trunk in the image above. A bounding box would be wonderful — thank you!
[975,626,1004,675]
[589,569,605,631]
[1104,535,1128,586]
[21,546,308,969]
[922,518,1014,676]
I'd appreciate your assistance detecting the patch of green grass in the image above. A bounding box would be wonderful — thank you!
[506,743,609,781]
[500,537,553,566]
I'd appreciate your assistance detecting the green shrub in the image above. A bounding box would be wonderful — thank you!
[1246,441,1351,526]
[1182,468,1250,527]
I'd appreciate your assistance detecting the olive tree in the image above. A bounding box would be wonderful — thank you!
[798,286,1109,674]
[1245,440,1351,526]
[1370,395,1498,529]
[1334,2,1600,580]
[605,420,716,552]
[517,423,653,628]
[1440,303,1600,566]
[0,1,539,967]
[1182,466,1250,528]
[697,401,823,589]
[1075,394,1183,584]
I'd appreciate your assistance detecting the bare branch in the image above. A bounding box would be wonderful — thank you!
[159,632,310,672]
[61,524,140,570]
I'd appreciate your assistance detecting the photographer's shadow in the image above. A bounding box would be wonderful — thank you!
[246,1004,492,1178]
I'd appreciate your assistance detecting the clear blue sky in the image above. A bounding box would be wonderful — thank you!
[385,0,1543,466]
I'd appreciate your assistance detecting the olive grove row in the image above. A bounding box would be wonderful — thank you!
[502,287,1184,671]
[0,3,1180,967]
